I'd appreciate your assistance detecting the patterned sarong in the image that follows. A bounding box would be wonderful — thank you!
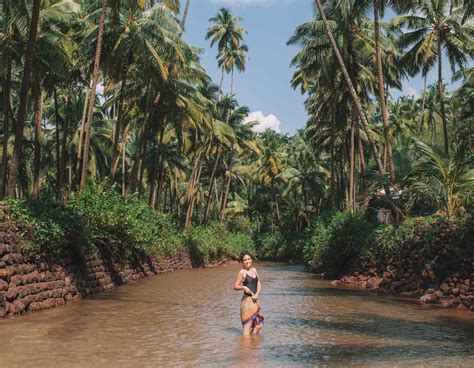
[240,295,264,328]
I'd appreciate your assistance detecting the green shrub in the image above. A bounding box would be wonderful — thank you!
[6,196,92,255]
[303,212,375,277]
[255,232,286,259]
[68,189,182,257]
[184,221,255,266]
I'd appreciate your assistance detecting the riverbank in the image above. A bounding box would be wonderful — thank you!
[327,217,473,311]
[0,195,243,319]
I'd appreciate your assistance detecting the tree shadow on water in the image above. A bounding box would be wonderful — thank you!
[261,342,473,366]
[280,314,474,345]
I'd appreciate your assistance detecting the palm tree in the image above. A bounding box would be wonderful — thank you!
[217,42,248,96]
[205,8,246,97]
[6,0,42,196]
[80,0,109,191]
[405,139,473,218]
[311,0,387,180]
[394,0,473,154]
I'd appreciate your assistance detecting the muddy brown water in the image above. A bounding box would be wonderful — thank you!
[1,263,473,367]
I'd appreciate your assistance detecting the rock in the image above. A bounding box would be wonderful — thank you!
[367,277,383,289]
[452,288,460,296]
[440,283,451,293]
[12,299,26,314]
[0,279,7,291]
[434,290,444,298]
[420,293,437,303]
[28,302,43,312]
[4,287,18,301]
[0,269,8,280]
[330,280,342,286]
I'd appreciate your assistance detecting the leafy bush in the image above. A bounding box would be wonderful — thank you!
[68,189,183,257]
[255,232,286,260]
[303,212,375,277]
[6,195,92,255]
[184,221,255,266]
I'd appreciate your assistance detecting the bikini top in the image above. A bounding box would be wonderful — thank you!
[242,271,258,295]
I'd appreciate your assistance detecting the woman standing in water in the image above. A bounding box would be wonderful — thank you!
[234,251,264,335]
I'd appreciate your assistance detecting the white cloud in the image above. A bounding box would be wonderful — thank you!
[404,84,418,98]
[244,111,281,133]
[210,0,295,8]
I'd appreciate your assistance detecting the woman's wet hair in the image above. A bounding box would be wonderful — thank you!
[239,251,253,262]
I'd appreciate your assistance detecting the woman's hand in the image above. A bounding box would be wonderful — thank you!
[251,294,259,301]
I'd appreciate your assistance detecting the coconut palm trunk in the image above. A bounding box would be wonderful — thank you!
[110,63,129,186]
[58,85,72,193]
[53,88,62,195]
[203,145,222,224]
[180,0,191,29]
[349,109,356,213]
[6,0,42,197]
[374,0,395,182]
[79,0,108,191]
[0,61,13,197]
[33,78,43,200]
[76,86,89,173]
[313,0,385,178]
[437,38,449,154]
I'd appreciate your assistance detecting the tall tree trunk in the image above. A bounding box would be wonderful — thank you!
[110,63,128,186]
[180,0,191,29]
[349,109,356,213]
[185,156,203,227]
[33,78,43,200]
[59,84,72,193]
[330,115,336,211]
[357,125,366,175]
[76,86,89,174]
[148,115,167,207]
[437,38,449,154]
[80,0,108,191]
[203,145,221,224]
[0,61,12,197]
[230,66,234,96]
[220,171,232,220]
[6,0,42,197]
[313,0,385,178]
[418,73,427,133]
[53,88,62,196]
[217,67,225,100]
[374,0,395,183]
[129,91,161,193]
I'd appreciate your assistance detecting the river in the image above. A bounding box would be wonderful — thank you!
[0,262,473,367]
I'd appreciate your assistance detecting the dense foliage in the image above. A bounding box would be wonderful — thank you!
[0,1,472,267]
[6,189,253,261]
[301,213,472,278]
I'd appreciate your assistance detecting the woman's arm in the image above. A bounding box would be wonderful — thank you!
[253,269,262,300]
[234,270,252,294]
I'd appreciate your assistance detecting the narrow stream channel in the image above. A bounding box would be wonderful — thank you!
[1,263,473,367]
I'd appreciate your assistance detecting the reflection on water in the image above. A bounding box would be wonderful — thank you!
[0,263,473,367]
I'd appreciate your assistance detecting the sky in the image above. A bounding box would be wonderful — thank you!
[182,0,464,135]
